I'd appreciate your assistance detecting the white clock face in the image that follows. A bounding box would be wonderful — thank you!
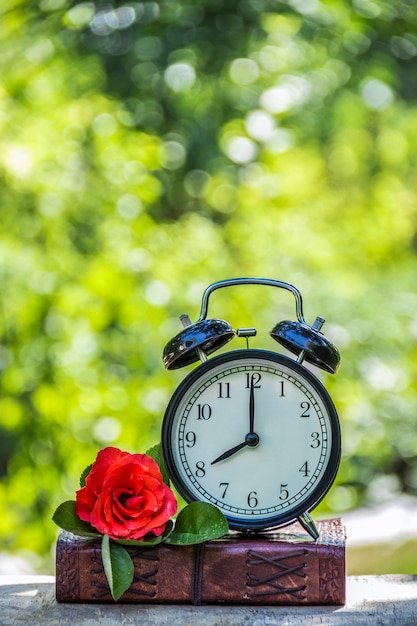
[162,350,340,530]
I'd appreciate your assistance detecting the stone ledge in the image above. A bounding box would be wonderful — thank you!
[1,575,417,625]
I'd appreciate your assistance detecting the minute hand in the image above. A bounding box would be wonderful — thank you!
[249,381,255,434]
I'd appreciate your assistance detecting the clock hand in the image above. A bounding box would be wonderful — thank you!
[249,380,255,434]
[211,440,247,465]
[211,432,259,465]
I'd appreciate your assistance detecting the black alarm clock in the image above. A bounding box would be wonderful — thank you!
[161,278,341,539]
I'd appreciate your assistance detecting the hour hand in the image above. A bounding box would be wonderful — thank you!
[211,441,247,465]
[211,432,259,465]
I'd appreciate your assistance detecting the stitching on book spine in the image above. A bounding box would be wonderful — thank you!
[245,549,307,599]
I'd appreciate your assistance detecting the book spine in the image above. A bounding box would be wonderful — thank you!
[55,534,81,602]
[319,542,346,604]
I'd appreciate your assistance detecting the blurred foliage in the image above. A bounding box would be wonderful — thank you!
[1,0,417,572]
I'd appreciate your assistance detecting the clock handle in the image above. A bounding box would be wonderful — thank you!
[197,277,306,323]
[197,278,340,373]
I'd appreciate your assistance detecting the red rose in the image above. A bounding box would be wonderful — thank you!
[75,447,177,541]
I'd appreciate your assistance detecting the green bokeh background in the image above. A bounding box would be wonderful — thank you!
[1,0,417,573]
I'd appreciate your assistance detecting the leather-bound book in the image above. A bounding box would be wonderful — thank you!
[56,517,345,605]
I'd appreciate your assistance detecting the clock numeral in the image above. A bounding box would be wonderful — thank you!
[245,373,262,388]
[300,401,311,418]
[196,403,212,420]
[279,484,289,500]
[278,380,285,396]
[185,431,196,447]
[310,432,320,448]
[195,461,206,477]
[299,461,310,477]
[219,482,229,498]
[218,382,231,398]
[247,491,258,508]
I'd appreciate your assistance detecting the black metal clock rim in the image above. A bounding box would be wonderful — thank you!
[161,349,341,531]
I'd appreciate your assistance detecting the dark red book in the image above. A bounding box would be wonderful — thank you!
[56,517,345,605]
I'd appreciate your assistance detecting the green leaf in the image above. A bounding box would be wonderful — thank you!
[145,443,170,486]
[52,501,101,538]
[80,464,93,488]
[166,502,229,546]
[102,535,134,602]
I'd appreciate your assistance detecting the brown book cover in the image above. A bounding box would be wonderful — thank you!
[56,517,345,605]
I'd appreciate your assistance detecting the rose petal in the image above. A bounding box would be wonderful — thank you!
[86,448,128,496]
[142,486,178,531]
[75,487,96,523]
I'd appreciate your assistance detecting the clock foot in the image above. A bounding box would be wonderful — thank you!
[297,512,319,540]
